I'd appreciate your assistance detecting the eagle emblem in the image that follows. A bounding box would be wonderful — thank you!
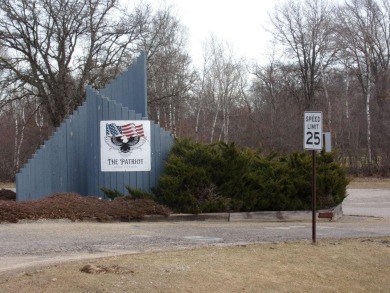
[104,122,147,154]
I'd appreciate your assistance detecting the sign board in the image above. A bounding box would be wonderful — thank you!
[304,112,323,150]
[100,120,151,172]
[323,132,331,152]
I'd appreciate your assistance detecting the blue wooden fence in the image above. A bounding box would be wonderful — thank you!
[16,52,173,200]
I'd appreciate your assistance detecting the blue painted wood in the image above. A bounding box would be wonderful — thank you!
[16,52,173,201]
[99,52,147,118]
[102,97,110,193]
[40,142,51,196]
[86,88,98,196]
[115,103,124,195]
[127,110,137,192]
[121,106,130,196]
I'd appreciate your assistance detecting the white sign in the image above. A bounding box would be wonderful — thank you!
[100,120,151,172]
[304,112,323,150]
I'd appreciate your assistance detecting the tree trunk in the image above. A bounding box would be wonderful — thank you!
[210,100,220,143]
[195,104,202,142]
[13,105,26,173]
[366,74,372,165]
[321,63,331,132]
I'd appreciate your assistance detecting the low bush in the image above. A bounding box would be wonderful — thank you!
[153,139,349,213]
[101,186,154,200]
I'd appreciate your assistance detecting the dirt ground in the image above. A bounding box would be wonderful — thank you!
[0,178,389,292]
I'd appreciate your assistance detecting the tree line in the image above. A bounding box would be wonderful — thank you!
[0,0,389,181]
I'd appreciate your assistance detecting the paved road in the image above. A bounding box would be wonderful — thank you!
[343,188,390,218]
[0,188,389,273]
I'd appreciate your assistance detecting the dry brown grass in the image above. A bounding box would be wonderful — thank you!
[348,177,390,189]
[0,192,170,223]
[0,238,389,293]
[0,182,15,189]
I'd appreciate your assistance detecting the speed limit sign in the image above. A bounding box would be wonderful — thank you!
[304,111,323,150]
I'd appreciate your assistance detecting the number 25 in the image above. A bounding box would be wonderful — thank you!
[306,132,320,145]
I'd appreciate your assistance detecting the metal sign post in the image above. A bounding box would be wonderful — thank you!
[304,111,323,244]
[311,150,316,243]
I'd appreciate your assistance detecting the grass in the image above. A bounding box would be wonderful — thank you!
[0,238,389,292]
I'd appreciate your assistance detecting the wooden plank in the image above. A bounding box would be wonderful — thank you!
[101,97,111,192]
[142,117,150,192]
[128,110,137,190]
[86,88,98,196]
[66,116,75,192]
[134,113,144,190]
[41,142,51,197]
[149,122,157,189]
[115,102,124,195]
[78,103,88,195]
[121,106,130,195]
[133,52,147,117]
[109,100,118,191]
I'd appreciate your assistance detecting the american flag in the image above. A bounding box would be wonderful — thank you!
[121,123,144,138]
[106,123,144,138]
[106,123,121,137]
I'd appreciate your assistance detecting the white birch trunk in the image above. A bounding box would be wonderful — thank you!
[210,98,220,143]
[169,102,176,137]
[219,105,227,142]
[218,123,224,142]
[156,106,160,125]
[225,111,230,143]
[344,73,351,163]
[169,102,173,133]
[195,104,202,142]
[345,76,350,120]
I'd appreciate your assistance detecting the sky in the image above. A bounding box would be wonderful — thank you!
[147,0,281,67]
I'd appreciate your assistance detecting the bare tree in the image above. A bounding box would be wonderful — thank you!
[140,4,197,136]
[251,58,306,151]
[0,0,148,126]
[0,95,51,180]
[196,36,246,143]
[269,0,337,111]
[336,0,390,165]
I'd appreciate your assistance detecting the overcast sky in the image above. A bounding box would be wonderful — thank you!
[146,0,281,66]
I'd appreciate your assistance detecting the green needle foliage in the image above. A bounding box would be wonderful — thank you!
[101,186,153,200]
[154,139,349,213]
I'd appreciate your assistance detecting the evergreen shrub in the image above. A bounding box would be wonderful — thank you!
[154,139,349,213]
[101,186,153,200]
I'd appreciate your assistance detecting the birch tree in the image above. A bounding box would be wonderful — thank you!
[336,0,390,165]
[197,36,246,143]
[141,5,196,136]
